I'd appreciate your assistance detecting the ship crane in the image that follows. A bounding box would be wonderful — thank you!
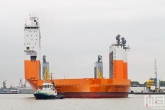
[19,79,23,88]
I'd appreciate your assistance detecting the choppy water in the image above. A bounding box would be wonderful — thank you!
[0,94,164,110]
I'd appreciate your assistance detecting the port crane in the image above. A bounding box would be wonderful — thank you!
[3,80,7,89]
[19,79,27,88]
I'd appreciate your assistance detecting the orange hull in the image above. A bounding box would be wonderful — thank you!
[27,78,130,98]
[123,62,128,79]
[24,60,40,80]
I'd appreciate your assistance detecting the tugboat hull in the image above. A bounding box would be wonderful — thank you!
[34,93,64,99]
[34,93,56,99]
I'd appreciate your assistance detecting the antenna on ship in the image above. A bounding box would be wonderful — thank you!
[50,73,53,83]
[115,34,121,46]
[50,73,55,87]
[121,37,126,49]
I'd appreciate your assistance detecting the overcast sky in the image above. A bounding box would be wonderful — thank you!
[0,0,165,87]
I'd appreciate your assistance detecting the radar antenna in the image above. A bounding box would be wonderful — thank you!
[121,37,127,49]
[98,55,102,63]
[115,34,121,46]
[43,55,46,63]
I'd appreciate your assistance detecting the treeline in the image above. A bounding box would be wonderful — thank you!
[130,81,140,85]
[131,80,165,85]
[160,80,165,85]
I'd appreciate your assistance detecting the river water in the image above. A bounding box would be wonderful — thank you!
[0,94,164,110]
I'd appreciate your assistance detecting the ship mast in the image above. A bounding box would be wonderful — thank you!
[154,58,157,92]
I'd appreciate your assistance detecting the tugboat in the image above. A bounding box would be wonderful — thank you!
[34,81,64,99]
[34,68,64,99]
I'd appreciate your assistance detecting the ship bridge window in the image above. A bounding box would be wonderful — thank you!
[26,47,29,50]
[44,85,48,88]
[25,27,39,29]
[33,27,39,29]
[43,85,49,88]
[25,27,30,29]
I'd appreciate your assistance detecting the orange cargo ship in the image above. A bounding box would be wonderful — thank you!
[24,14,130,98]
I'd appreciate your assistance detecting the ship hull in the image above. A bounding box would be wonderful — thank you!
[27,78,130,98]
[34,93,56,99]
[58,92,129,98]
[34,93,64,99]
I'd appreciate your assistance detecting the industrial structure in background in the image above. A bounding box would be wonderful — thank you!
[130,59,165,94]
[0,79,34,94]
[3,80,7,89]
[19,79,27,88]
[145,59,160,92]
[94,55,103,78]
[0,80,18,93]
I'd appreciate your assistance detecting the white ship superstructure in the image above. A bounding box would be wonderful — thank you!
[109,35,130,79]
[24,13,41,86]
